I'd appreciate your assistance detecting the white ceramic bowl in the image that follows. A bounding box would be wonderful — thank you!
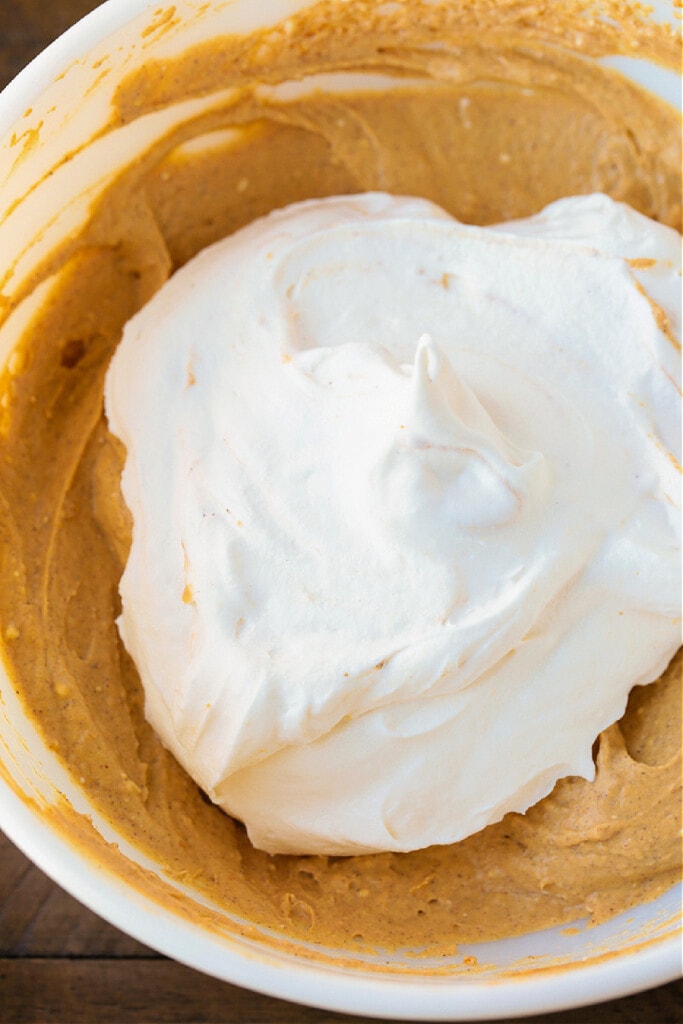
[0,2,680,1019]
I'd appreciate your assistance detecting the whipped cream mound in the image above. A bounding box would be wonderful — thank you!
[105,192,682,856]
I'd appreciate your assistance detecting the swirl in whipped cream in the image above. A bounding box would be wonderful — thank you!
[105,192,681,855]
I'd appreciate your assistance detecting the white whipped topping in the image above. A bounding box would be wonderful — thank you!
[105,192,682,856]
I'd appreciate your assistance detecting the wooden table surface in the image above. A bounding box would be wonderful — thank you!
[0,2,681,1021]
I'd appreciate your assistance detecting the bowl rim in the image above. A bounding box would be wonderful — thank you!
[2,778,681,1022]
[0,0,681,1019]
[0,0,151,136]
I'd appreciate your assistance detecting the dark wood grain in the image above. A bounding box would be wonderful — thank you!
[0,2,681,1022]
[0,0,99,89]
[2,955,680,1024]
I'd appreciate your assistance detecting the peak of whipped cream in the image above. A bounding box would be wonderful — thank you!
[105,192,682,856]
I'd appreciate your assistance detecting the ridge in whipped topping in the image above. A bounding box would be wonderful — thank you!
[105,192,682,856]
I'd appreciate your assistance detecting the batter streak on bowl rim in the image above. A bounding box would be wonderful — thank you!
[0,0,680,962]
